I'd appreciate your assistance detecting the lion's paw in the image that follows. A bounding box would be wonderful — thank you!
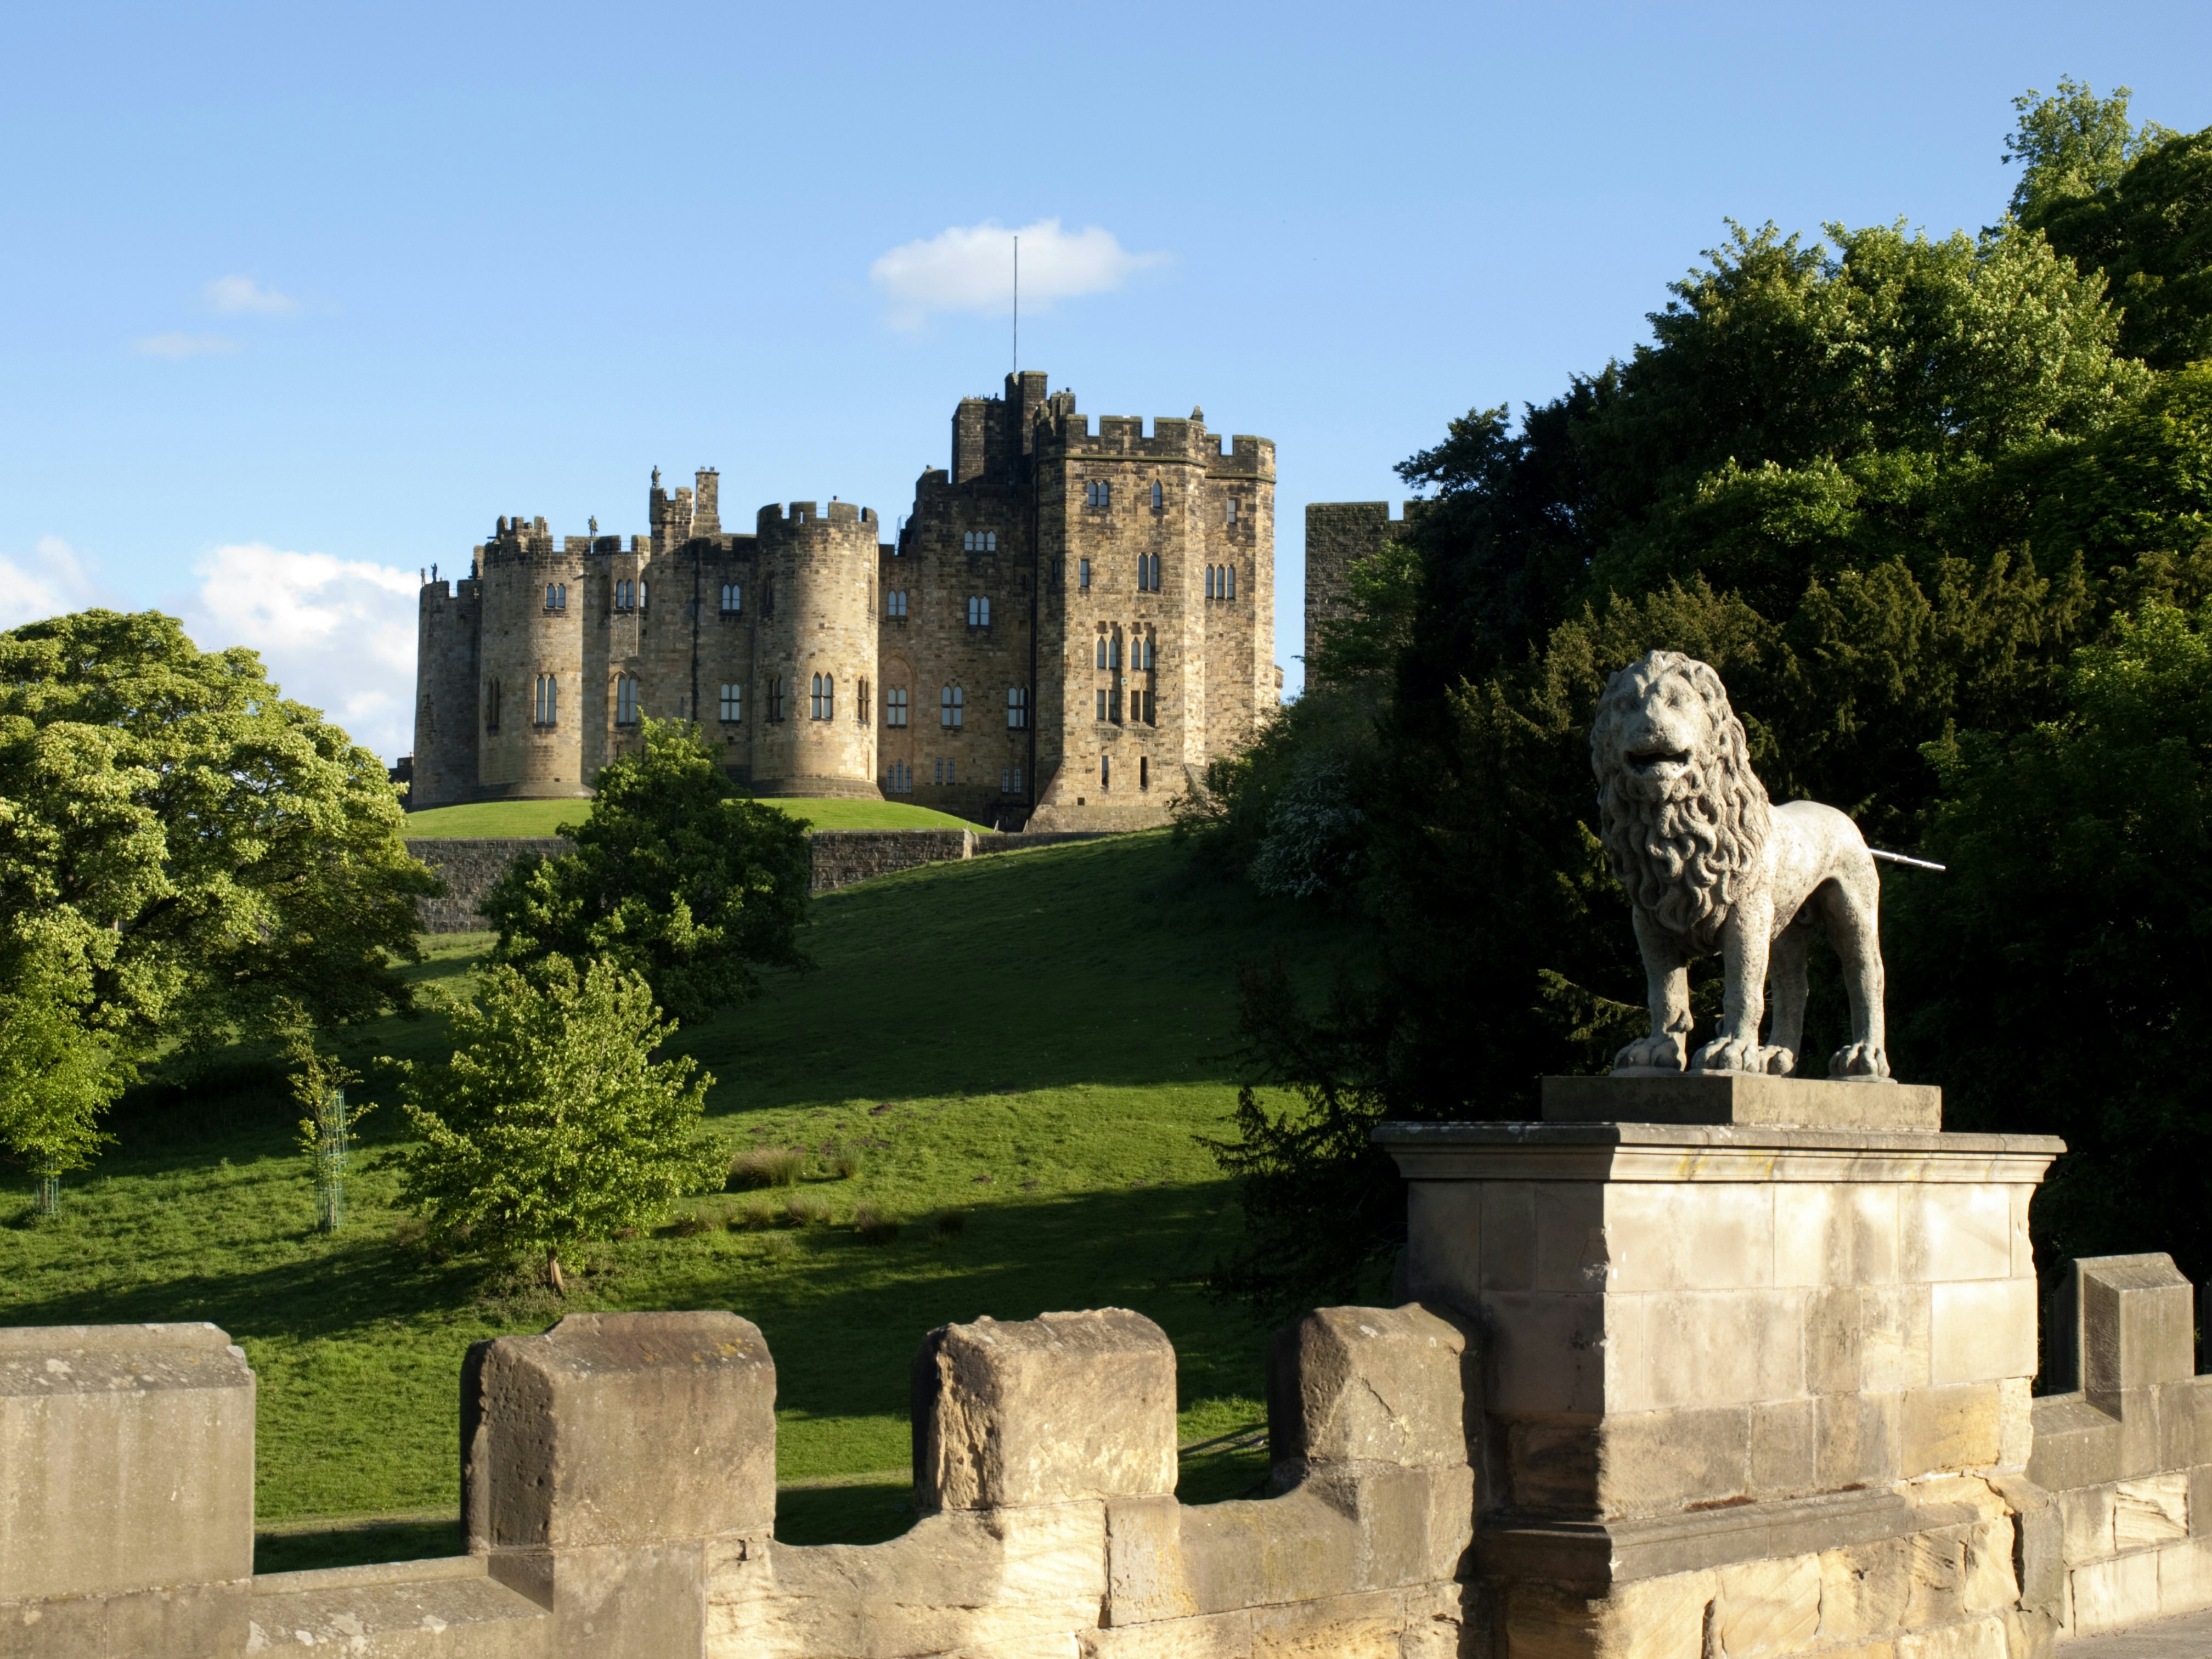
[1829,1042,1891,1081]
[1690,1035,1768,1075]
[1764,1047,1798,1077]
[1612,1033,1688,1073]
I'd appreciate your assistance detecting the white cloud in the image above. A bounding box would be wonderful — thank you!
[205,275,297,316]
[133,331,239,359]
[181,544,420,761]
[869,217,1167,328]
[0,536,105,630]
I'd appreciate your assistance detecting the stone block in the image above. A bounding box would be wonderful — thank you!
[1899,1385,2003,1478]
[1713,1551,1821,1656]
[2156,1534,2212,1617]
[1403,1183,1482,1309]
[2113,1473,2190,1549]
[1819,1536,1913,1643]
[713,1500,1109,1656]
[463,1311,774,1554]
[0,1323,254,1606]
[2058,1485,2116,1565]
[1859,1286,1933,1395]
[1807,1288,1867,1394]
[1266,1304,1472,1470]
[1902,1528,1968,1627]
[1961,1517,2019,1612]
[1539,1073,1940,1131]
[1984,1475,2063,1615]
[1901,1187,2013,1284]
[1815,1391,1900,1490]
[1777,1184,1900,1290]
[2069,1549,2163,1636]
[1504,1570,1715,1659]
[2190,1465,2212,1537]
[2026,1396,2119,1492]
[1082,1609,1255,1658]
[1508,1416,1604,1510]
[1999,1380,2034,1472]
[2078,1256,2196,1401]
[1250,1590,1405,1657]
[2115,1389,2168,1482]
[916,1308,1177,1511]
[1485,1294,1607,1417]
[1602,1183,1774,1292]
[246,1556,552,1656]
[0,1582,250,1659]
[1596,1407,1753,1516]
[2157,1379,2207,1470]
[1929,1280,2037,1386]
[1610,1290,1806,1413]
[1894,1614,2007,1659]
[1750,1400,1815,1498]
[1535,1184,1610,1294]
[1483,1183,1537,1293]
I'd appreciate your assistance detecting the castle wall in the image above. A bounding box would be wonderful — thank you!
[475,518,590,800]
[1303,500,1417,678]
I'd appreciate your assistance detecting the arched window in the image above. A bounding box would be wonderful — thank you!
[986,530,997,551]
[719,682,741,722]
[810,674,834,720]
[885,686,909,727]
[534,674,558,725]
[1224,565,1235,599]
[963,532,974,551]
[545,583,567,612]
[1205,566,1215,600]
[1108,635,1121,671]
[1095,635,1107,669]
[1085,481,1111,509]
[1006,686,1027,729]
[1151,480,1164,510]
[887,589,907,618]
[615,675,639,726]
[638,580,647,609]
[720,583,741,614]
[941,684,963,729]
[968,595,991,627]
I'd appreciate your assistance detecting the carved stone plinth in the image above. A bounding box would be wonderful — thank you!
[1545,1071,1942,1131]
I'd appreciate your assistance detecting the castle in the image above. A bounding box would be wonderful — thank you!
[412,372,1288,831]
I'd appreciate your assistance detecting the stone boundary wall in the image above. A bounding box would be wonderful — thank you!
[408,828,1124,929]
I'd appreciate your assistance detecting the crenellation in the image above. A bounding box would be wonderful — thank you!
[413,371,1278,826]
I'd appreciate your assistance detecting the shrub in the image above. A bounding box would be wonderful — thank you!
[665,1212,713,1238]
[781,1195,829,1228]
[853,1206,900,1246]
[827,1141,865,1180]
[732,1203,774,1232]
[727,1148,806,1190]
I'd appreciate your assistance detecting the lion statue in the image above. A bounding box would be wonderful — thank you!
[1590,651,1890,1080]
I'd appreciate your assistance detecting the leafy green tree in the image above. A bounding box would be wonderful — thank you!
[482,719,811,1023]
[1894,603,2212,1283]
[0,968,126,1216]
[0,610,436,1052]
[396,956,723,1291]
[2001,78,2174,223]
[278,1007,366,1232]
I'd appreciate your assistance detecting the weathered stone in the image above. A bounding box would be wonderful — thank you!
[1819,1536,1914,1643]
[0,1322,253,1628]
[1542,1074,1940,1131]
[2070,1549,2164,1636]
[1249,1590,1404,1657]
[1265,1304,1472,1470]
[2028,1394,2121,1492]
[1713,1552,1822,1656]
[915,1309,1177,1512]
[2079,1257,2197,1401]
[246,1555,550,1656]
[1894,1613,2007,1659]
[1899,1384,2004,1477]
[2114,1475,2191,1550]
[1928,1280,2037,1386]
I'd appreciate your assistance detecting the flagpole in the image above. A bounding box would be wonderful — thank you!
[1013,234,1019,375]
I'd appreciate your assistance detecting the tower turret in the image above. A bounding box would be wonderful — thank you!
[748,500,882,798]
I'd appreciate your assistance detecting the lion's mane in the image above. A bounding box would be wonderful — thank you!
[1591,651,1773,953]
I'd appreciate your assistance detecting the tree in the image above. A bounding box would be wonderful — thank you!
[2001,78,2173,224]
[0,610,436,1053]
[482,719,811,1023]
[396,956,724,1291]
[278,1007,366,1232]
[0,968,126,1217]
[1894,603,2212,1284]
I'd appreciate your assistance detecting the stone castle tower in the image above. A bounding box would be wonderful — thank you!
[411,372,1280,831]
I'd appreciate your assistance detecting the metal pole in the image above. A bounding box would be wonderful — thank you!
[1013,234,1019,375]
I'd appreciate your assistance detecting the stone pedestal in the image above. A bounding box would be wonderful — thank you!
[1377,1079,2066,1659]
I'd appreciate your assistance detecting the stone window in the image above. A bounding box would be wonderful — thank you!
[968,595,991,627]
[544,583,567,612]
[857,678,871,724]
[1224,564,1235,599]
[1143,690,1156,724]
[1006,686,1028,729]
[768,678,785,721]
[885,686,909,728]
[1136,554,1160,592]
[1079,558,1091,591]
[615,579,634,611]
[719,682,741,723]
[1140,757,1150,790]
[484,680,501,732]
[719,583,741,614]
[1085,481,1111,509]
[1101,753,1110,788]
[1096,689,1107,721]
[934,758,957,785]
[1227,497,1239,526]
[1109,687,1122,723]
[534,674,558,725]
[940,685,963,729]
[1095,635,1108,670]
[887,759,910,793]
[962,531,999,552]
[1151,480,1164,510]
[887,589,907,619]
[615,674,639,726]
[1108,635,1121,670]
[811,674,834,720]
[1205,566,1215,600]
[1001,766,1026,794]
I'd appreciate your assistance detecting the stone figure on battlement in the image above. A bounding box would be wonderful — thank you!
[1591,649,1891,1080]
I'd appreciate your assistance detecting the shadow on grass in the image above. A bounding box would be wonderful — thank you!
[254,1517,463,1576]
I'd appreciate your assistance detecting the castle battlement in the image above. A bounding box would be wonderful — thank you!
[756,500,877,531]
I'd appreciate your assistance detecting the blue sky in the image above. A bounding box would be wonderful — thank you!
[2,2,2208,762]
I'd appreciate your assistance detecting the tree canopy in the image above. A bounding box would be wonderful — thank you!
[481,719,811,1023]
[1201,85,2212,1311]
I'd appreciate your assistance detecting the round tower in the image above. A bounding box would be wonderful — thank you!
[749,500,881,798]
[412,573,481,810]
[474,517,590,800]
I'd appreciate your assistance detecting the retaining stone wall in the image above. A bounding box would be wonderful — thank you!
[408,828,1123,930]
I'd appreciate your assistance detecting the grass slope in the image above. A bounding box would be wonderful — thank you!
[405,797,979,837]
[0,834,1358,1567]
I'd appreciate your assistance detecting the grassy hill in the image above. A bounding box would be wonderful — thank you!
[0,833,1362,1568]
[405,796,981,837]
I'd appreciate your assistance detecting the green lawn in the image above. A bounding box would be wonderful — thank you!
[404,796,980,837]
[0,833,1364,1567]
